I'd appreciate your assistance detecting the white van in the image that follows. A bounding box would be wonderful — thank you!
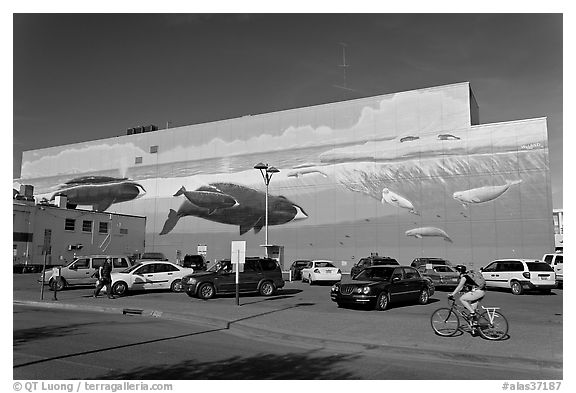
[543,253,563,287]
[40,255,133,290]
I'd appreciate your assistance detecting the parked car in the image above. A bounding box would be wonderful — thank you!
[289,260,311,281]
[331,266,434,310]
[181,254,208,270]
[301,260,342,284]
[111,261,194,296]
[410,257,453,269]
[137,252,168,262]
[182,257,285,299]
[350,255,399,277]
[542,253,563,287]
[39,255,133,290]
[480,259,556,295]
[416,264,460,289]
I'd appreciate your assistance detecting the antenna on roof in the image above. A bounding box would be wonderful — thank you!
[334,42,357,99]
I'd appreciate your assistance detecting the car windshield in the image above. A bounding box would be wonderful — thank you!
[295,261,310,267]
[314,261,335,268]
[354,267,395,281]
[372,258,398,265]
[122,263,143,273]
[433,266,455,273]
[208,261,232,272]
[527,262,554,272]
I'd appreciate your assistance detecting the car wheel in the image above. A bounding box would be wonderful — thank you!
[375,292,389,311]
[308,275,314,285]
[418,288,429,305]
[112,281,128,296]
[510,280,523,295]
[170,279,183,292]
[198,283,215,300]
[50,277,66,291]
[259,281,276,296]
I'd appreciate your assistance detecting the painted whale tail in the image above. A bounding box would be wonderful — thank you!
[173,186,187,197]
[159,209,180,235]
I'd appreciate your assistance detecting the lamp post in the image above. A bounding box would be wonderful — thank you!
[254,162,280,247]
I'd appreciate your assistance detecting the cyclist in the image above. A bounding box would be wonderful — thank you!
[448,265,486,325]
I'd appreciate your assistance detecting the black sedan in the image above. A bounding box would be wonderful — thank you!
[330,266,434,311]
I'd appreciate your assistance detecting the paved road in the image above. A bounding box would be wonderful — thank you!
[13,305,561,380]
[13,273,563,379]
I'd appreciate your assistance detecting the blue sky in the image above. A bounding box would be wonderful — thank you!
[12,13,563,207]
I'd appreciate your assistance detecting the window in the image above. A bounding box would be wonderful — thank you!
[120,228,128,235]
[391,269,404,281]
[113,258,129,269]
[482,262,498,272]
[526,262,554,272]
[260,259,279,271]
[244,260,259,272]
[156,263,178,273]
[135,156,143,164]
[403,267,418,279]
[92,258,107,269]
[72,258,90,269]
[82,220,92,232]
[99,222,109,234]
[65,219,75,231]
[150,145,158,153]
[135,264,155,274]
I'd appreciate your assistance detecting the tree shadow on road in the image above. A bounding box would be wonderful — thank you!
[101,350,360,380]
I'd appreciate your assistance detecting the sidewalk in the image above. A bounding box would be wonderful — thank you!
[13,287,562,373]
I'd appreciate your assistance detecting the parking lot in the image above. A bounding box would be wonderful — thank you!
[13,273,563,377]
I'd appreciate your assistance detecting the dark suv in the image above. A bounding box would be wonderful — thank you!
[350,256,399,277]
[181,254,207,270]
[182,257,285,299]
[410,258,452,269]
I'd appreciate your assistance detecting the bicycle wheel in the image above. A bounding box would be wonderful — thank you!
[477,310,509,340]
[430,308,460,336]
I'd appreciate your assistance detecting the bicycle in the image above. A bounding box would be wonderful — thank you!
[430,297,509,340]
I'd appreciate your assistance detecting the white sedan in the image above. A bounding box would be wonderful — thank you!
[111,261,194,296]
[301,260,342,285]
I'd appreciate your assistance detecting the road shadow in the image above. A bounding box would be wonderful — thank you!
[485,288,559,296]
[13,320,107,348]
[101,350,360,379]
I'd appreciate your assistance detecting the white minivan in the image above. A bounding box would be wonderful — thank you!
[480,259,556,295]
[543,253,563,287]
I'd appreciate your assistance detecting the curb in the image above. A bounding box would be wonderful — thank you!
[14,299,562,372]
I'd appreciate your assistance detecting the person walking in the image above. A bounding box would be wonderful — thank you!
[94,258,114,299]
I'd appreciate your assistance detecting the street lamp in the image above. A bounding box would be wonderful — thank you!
[254,162,280,247]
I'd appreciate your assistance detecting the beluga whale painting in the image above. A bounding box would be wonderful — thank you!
[405,227,453,243]
[381,188,419,215]
[453,180,522,207]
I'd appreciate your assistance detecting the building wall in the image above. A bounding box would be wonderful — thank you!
[19,82,554,270]
[13,202,146,266]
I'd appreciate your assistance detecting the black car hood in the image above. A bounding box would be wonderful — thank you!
[186,271,217,279]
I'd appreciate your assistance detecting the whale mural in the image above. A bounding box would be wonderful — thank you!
[50,176,146,212]
[160,182,308,235]
[381,188,419,215]
[453,180,522,207]
[405,227,453,243]
[174,186,239,215]
[18,83,552,267]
